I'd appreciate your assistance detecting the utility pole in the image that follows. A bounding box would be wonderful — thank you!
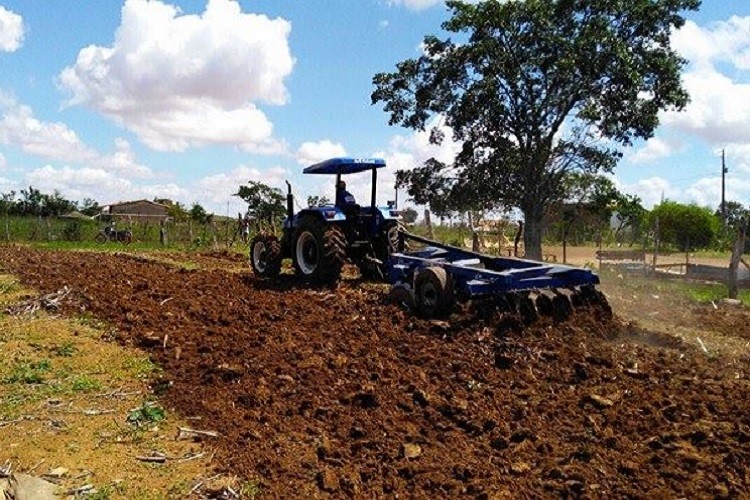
[721,149,728,226]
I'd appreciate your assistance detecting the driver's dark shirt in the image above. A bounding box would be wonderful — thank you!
[336,189,356,206]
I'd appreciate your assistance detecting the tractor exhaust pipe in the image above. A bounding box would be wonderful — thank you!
[285,180,294,220]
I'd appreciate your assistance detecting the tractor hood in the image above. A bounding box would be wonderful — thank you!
[303,157,386,175]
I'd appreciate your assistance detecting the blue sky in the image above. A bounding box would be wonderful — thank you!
[0,0,748,218]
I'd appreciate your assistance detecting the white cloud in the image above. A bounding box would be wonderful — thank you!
[662,16,750,148]
[59,0,294,153]
[95,138,153,178]
[0,94,98,163]
[0,152,5,170]
[672,17,750,71]
[662,68,750,144]
[0,6,24,52]
[0,94,153,179]
[26,165,134,203]
[296,140,347,166]
[193,164,289,212]
[24,164,189,206]
[614,176,678,208]
[629,137,684,164]
[613,172,750,210]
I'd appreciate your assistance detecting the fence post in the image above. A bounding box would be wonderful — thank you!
[728,218,748,299]
[160,220,168,246]
[651,216,660,273]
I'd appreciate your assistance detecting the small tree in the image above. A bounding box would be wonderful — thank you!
[647,201,720,251]
[715,200,749,251]
[0,191,15,242]
[166,201,190,222]
[190,203,210,224]
[79,198,101,217]
[401,207,419,224]
[612,194,648,245]
[235,181,286,230]
[42,190,77,217]
[307,195,331,208]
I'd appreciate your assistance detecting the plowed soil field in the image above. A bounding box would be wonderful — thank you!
[1,245,749,498]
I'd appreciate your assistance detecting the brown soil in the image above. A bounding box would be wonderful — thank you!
[1,245,749,498]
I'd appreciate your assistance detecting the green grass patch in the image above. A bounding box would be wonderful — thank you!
[51,341,77,357]
[124,356,161,379]
[240,480,263,499]
[127,402,166,427]
[3,359,51,384]
[71,375,103,393]
[0,279,19,295]
[683,284,750,307]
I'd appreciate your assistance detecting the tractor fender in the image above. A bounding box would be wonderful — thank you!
[292,208,346,226]
[375,206,401,221]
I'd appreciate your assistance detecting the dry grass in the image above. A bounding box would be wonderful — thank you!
[0,274,223,499]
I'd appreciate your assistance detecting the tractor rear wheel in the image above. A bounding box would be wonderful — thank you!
[250,233,282,278]
[293,219,345,285]
[414,266,455,319]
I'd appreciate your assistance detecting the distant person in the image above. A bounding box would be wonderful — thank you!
[241,214,250,243]
[336,180,356,207]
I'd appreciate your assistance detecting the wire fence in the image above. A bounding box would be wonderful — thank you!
[0,215,250,249]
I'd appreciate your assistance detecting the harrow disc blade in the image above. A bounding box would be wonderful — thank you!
[518,295,538,326]
[551,293,573,323]
[534,293,554,317]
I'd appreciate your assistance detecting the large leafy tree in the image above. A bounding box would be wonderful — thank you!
[373,0,699,259]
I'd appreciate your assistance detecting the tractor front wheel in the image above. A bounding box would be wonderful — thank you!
[250,233,282,278]
[293,219,345,285]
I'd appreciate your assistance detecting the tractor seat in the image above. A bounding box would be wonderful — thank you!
[340,203,361,219]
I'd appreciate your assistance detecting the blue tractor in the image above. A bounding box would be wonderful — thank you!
[249,157,402,285]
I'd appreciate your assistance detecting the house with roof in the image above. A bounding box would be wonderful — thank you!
[99,200,170,222]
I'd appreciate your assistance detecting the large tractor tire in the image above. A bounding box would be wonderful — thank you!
[413,266,455,319]
[293,218,346,285]
[250,233,282,278]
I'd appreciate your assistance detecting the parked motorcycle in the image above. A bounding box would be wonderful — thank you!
[95,225,132,244]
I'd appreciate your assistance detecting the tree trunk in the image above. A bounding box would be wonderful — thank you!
[424,210,434,239]
[728,218,748,299]
[513,221,523,257]
[522,205,544,261]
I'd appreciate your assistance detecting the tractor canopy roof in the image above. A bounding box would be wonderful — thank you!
[303,157,386,175]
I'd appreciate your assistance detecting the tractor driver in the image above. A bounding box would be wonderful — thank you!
[336,179,357,207]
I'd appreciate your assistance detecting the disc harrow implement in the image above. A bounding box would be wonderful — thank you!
[387,232,610,324]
